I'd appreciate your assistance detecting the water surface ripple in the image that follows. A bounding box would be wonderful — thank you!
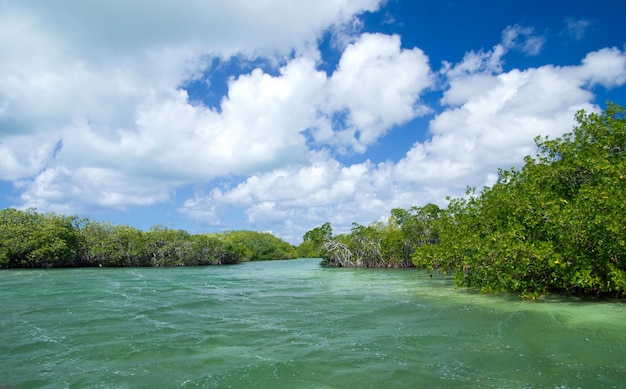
[1,259,625,388]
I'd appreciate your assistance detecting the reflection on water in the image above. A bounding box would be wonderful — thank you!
[1,259,625,388]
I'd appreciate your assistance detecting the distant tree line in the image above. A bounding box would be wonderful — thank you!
[301,104,626,298]
[0,210,297,269]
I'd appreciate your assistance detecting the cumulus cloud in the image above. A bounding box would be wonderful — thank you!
[396,69,594,194]
[422,26,599,200]
[181,43,626,242]
[1,0,389,212]
[0,135,61,180]
[395,45,625,203]
[2,2,433,216]
[578,47,626,88]
[179,154,404,241]
[325,33,433,151]
[440,45,506,81]
[8,0,381,61]
[16,165,176,214]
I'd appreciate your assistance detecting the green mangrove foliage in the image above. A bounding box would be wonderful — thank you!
[303,104,626,297]
[297,222,333,258]
[220,230,298,262]
[303,204,441,268]
[415,104,626,297]
[0,210,296,268]
[0,208,81,268]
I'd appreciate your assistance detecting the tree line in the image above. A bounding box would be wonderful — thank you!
[0,210,297,269]
[301,104,626,298]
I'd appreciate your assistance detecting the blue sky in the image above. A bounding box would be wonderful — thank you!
[1,0,625,244]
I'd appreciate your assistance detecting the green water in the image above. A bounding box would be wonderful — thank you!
[1,259,625,388]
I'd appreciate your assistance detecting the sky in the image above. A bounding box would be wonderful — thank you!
[1,0,625,244]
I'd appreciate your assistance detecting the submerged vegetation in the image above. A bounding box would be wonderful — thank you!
[0,210,297,268]
[304,104,626,298]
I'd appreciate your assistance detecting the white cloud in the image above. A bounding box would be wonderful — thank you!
[2,11,433,214]
[127,58,324,179]
[16,165,175,214]
[501,24,545,56]
[563,17,591,41]
[0,0,387,213]
[439,74,502,106]
[179,150,440,241]
[0,135,60,180]
[185,45,626,243]
[178,195,224,227]
[326,33,433,151]
[396,46,625,200]
[9,0,381,61]
[440,24,545,83]
[178,154,379,236]
[578,47,626,88]
[1,0,383,124]
[52,31,430,189]
[440,44,506,80]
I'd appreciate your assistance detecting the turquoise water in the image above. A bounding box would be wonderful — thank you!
[1,258,625,388]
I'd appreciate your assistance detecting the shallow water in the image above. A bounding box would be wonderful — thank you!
[1,258,625,388]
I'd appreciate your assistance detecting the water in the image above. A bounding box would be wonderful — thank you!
[1,259,625,388]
